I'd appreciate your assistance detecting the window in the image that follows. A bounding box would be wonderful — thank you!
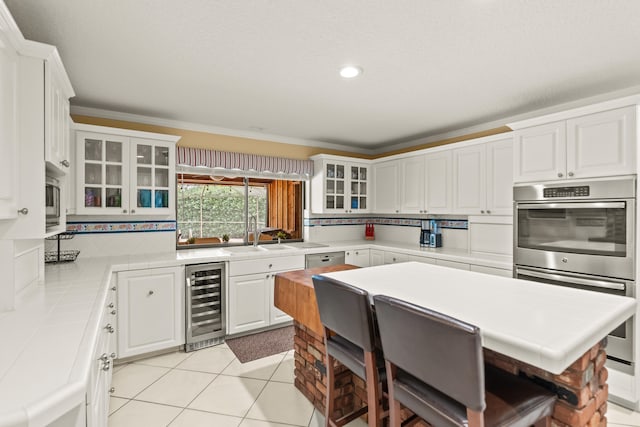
[177,174,303,247]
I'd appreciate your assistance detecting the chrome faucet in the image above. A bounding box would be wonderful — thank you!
[249,215,259,247]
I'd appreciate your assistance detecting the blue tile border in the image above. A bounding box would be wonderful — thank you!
[303,217,467,229]
[67,220,177,234]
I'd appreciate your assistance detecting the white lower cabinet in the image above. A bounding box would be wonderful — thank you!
[346,249,370,267]
[116,266,185,359]
[408,254,436,264]
[228,255,304,335]
[469,264,513,278]
[370,249,384,266]
[87,280,117,427]
[435,259,470,271]
[384,251,409,264]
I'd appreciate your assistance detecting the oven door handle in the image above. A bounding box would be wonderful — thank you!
[516,202,626,210]
[516,268,626,291]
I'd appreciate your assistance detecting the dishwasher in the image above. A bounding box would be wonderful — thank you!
[305,251,346,268]
[185,263,226,352]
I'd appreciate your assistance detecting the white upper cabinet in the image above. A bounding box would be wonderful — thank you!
[514,106,636,183]
[310,155,370,214]
[400,156,426,214]
[566,106,636,179]
[373,159,400,213]
[453,135,513,215]
[424,150,453,214]
[485,137,515,215]
[74,125,179,216]
[453,144,486,215]
[0,28,19,220]
[44,61,73,174]
[513,121,565,183]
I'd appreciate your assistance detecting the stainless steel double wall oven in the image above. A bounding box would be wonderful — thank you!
[514,176,636,372]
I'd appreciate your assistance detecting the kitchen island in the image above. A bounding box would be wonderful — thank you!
[274,262,636,427]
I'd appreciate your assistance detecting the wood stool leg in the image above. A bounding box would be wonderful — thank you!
[326,352,336,427]
[385,361,402,427]
[365,351,382,427]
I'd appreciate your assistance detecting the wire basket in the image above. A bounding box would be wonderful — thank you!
[45,250,80,264]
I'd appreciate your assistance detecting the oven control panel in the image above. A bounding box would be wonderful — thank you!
[543,186,590,198]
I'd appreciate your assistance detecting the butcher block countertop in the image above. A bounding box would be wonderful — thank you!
[274,264,359,335]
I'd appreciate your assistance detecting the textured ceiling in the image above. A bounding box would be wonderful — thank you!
[5,0,640,151]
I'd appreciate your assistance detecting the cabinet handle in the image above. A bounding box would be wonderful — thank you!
[99,353,109,362]
[111,310,117,315]
[17,208,28,215]
[355,251,359,255]
[122,209,127,214]
[269,263,273,268]
[557,172,563,178]
[131,209,136,214]
[148,290,154,296]
[111,286,116,291]
[108,303,114,308]
[486,210,491,214]
[105,324,115,333]
[568,171,574,177]
[102,361,111,371]
[395,210,399,213]
[109,387,115,394]
[346,252,350,256]
[481,210,485,214]
[110,352,117,359]
[60,159,70,168]
[266,274,270,278]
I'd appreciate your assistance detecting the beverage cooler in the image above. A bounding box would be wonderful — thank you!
[185,263,226,351]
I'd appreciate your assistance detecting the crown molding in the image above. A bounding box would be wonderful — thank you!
[70,105,375,155]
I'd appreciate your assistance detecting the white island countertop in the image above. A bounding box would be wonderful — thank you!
[321,262,636,375]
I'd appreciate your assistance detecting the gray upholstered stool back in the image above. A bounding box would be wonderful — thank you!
[312,275,377,352]
[373,294,485,412]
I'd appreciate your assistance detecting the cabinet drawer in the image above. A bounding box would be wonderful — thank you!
[435,259,470,271]
[384,251,409,264]
[229,255,305,276]
[469,265,512,277]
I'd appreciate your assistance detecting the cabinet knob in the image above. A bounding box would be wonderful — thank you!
[355,251,359,255]
[346,252,350,255]
[60,159,70,168]
[481,210,485,214]
[122,209,127,213]
[109,387,116,394]
[395,210,399,213]
[111,286,117,291]
[131,209,136,214]
[486,210,491,214]
[568,171,574,177]
[17,208,28,215]
[105,324,115,333]
[557,172,563,178]
[111,310,117,315]
[102,361,111,371]
[99,353,109,362]
[269,263,273,268]
[110,352,117,359]
[393,258,397,262]
[148,290,154,296]
[266,274,270,278]
[108,303,114,308]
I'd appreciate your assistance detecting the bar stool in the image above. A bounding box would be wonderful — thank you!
[373,295,557,427]
[312,275,386,427]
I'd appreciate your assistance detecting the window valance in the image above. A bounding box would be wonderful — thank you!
[177,146,314,176]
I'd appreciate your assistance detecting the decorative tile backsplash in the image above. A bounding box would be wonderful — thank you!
[303,217,468,229]
[67,220,177,234]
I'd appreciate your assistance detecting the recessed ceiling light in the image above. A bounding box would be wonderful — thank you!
[339,65,362,79]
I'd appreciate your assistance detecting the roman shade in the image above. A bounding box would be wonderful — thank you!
[177,146,313,177]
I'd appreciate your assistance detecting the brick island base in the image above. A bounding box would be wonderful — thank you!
[293,322,609,427]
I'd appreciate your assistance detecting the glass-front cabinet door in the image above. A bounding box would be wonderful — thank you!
[324,161,346,211]
[76,132,129,214]
[129,138,174,214]
[350,164,369,212]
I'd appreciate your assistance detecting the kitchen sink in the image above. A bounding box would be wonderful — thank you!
[260,244,296,251]
[223,246,268,254]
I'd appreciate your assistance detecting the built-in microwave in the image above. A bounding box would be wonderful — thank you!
[45,177,61,228]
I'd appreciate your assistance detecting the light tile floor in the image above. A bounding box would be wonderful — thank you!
[109,343,640,427]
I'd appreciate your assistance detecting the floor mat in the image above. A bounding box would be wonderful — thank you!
[226,325,294,363]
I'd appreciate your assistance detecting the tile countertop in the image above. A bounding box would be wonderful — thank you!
[322,262,636,375]
[0,241,510,427]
